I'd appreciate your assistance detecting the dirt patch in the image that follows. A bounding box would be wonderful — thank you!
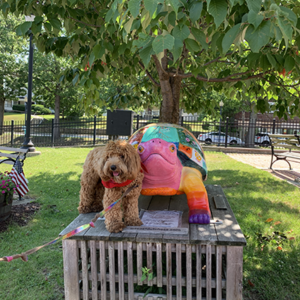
[0,202,40,233]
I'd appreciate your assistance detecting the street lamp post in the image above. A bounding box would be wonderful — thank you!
[218,100,224,146]
[22,15,35,152]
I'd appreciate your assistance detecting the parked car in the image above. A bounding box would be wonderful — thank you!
[197,132,244,145]
[255,133,270,146]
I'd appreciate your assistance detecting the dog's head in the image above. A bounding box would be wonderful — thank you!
[98,140,141,183]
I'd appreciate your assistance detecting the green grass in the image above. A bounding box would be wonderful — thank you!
[4,113,54,123]
[0,149,299,299]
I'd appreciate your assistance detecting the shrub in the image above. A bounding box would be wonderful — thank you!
[32,104,52,115]
[12,104,25,111]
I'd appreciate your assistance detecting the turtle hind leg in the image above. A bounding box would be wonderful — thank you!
[189,209,210,224]
[179,167,211,224]
[186,191,211,224]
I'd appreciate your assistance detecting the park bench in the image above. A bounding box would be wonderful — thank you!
[0,146,29,200]
[269,134,300,170]
[60,184,246,300]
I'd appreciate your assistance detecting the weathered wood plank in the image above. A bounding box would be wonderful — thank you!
[169,194,189,232]
[90,240,98,300]
[84,219,111,240]
[166,243,172,300]
[190,223,218,245]
[63,240,80,300]
[176,244,182,300]
[206,185,246,246]
[136,233,164,243]
[206,245,212,300]
[147,242,153,286]
[118,242,125,300]
[127,242,134,300]
[99,241,107,300]
[226,246,243,300]
[156,243,163,288]
[138,195,153,211]
[137,242,143,286]
[216,246,222,300]
[108,241,116,300]
[196,244,202,300]
[213,195,227,210]
[81,241,89,300]
[186,244,192,300]
[59,213,95,238]
[0,146,28,153]
[162,196,189,243]
[148,195,171,210]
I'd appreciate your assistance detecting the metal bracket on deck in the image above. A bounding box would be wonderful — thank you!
[210,219,223,225]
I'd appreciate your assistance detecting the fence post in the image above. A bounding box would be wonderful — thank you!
[136,115,140,131]
[51,119,54,147]
[93,115,96,146]
[272,118,276,134]
[11,120,14,147]
[225,117,229,148]
[181,116,184,127]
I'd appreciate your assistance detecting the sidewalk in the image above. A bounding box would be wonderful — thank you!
[226,153,300,187]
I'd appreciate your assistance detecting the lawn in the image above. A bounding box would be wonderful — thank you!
[4,113,54,123]
[0,149,299,300]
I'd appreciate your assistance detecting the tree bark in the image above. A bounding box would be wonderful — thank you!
[153,54,182,124]
[54,93,60,139]
[246,104,257,147]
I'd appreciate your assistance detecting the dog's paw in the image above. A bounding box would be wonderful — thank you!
[125,218,143,227]
[78,206,93,214]
[106,222,126,233]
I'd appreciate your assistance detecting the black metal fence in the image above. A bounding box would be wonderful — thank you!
[1,115,299,148]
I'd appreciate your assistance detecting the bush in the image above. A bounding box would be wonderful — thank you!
[32,104,52,115]
[12,104,25,111]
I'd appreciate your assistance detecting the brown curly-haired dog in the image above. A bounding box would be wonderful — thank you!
[78,140,144,233]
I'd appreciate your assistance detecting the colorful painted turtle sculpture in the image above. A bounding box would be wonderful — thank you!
[128,123,210,224]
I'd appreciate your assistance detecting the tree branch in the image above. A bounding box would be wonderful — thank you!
[152,54,169,77]
[138,61,160,87]
[168,70,270,82]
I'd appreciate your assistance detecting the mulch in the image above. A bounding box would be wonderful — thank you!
[0,202,40,233]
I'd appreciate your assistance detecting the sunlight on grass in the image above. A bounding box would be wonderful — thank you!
[0,149,299,300]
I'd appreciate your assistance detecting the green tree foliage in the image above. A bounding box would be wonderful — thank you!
[32,51,84,119]
[2,0,300,122]
[0,14,27,129]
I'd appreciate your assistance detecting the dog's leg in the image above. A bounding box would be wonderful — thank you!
[123,195,143,227]
[104,189,125,233]
[78,167,103,214]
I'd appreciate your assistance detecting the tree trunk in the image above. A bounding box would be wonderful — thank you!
[153,54,182,124]
[54,93,60,139]
[246,104,257,147]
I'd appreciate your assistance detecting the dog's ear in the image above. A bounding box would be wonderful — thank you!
[96,144,111,181]
[124,142,141,180]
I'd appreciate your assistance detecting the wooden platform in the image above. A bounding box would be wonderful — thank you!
[60,185,246,300]
[60,185,246,246]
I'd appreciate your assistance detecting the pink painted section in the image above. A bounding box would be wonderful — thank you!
[138,138,182,190]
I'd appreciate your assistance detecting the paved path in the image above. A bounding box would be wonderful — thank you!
[226,153,300,187]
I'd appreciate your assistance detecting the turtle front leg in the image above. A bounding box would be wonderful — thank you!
[179,167,211,224]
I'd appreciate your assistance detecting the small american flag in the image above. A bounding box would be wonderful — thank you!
[9,157,29,197]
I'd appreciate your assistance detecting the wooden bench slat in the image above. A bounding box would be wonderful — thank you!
[269,134,300,169]
[206,185,247,246]
[0,146,28,153]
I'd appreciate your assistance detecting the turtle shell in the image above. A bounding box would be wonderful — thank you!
[128,123,207,180]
